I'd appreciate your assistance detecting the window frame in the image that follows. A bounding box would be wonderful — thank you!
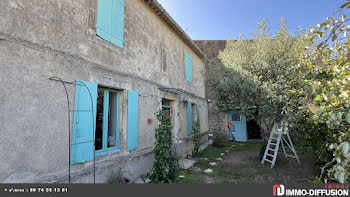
[95,87,121,156]
[231,113,241,121]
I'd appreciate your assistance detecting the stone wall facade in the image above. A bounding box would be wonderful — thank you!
[0,0,208,183]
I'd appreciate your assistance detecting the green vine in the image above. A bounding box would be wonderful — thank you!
[192,121,201,157]
[150,110,177,183]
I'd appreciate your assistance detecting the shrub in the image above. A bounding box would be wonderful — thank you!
[192,121,201,157]
[212,131,228,148]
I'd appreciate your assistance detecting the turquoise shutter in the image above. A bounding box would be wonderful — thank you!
[96,0,113,42]
[127,90,139,150]
[102,90,110,151]
[111,0,125,48]
[185,52,192,82]
[96,0,125,48]
[71,81,98,164]
[196,104,200,123]
[116,91,121,148]
[187,102,193,135]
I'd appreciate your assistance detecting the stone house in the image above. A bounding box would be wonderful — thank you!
[0,0,209,183]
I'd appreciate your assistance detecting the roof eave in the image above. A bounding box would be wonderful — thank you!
[142,0,207,59]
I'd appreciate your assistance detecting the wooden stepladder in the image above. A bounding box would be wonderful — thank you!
[261,123,300,168]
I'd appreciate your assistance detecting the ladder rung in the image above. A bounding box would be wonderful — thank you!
[268,148,275,151]
[271,137,279,140]
[264,159,273,163]
[270,143,277,145]
[286,154,297,159]
[267,154,274,157]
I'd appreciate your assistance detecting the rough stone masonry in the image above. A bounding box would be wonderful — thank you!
[0,0,209,183]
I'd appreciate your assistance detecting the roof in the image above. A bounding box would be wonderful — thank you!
[194,40,227,59]
[142,0,206,59]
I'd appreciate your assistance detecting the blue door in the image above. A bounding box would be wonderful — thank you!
[227,112,247,142]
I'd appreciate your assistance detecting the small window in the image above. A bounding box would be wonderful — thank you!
[161,47,167,72]
[232,113,241,121]
[192,103,196,121]
[95,87,120,154]
[161,99,172,124]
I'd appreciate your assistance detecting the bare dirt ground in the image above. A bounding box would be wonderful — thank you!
[176,142,318,184]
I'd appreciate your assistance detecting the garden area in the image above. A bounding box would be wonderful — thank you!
[175,142,317,184]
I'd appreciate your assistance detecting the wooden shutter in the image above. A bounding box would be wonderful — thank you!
[96,0,125,48]
[187,102,193,135]
[127,90,139,150]
[111,0,125,48]
[196,103,200,123]
[185,52,192,82]
[71,80,98,164]
[96,0,113,42]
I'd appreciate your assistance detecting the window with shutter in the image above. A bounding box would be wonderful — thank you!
[185,52,192,82]
[71,81,98,165]
[187,102,193,135]
[95,88,121,155]
[96,0,125,48]
[196,103,200,124]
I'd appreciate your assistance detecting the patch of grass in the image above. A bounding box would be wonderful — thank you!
[175,141,314,184]
[175,170,204,184]
[232,142,264,151]
[210,166,242,184]
[309,176,322,183]
[193,160,211,169]
[198,145,228,159]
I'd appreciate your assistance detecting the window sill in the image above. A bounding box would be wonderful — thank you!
[87,28,127,57]
[95,148,121,156]
[184,80,193,86]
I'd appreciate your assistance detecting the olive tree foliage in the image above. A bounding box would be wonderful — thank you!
[282,2,350,183]
[205,18,306,139]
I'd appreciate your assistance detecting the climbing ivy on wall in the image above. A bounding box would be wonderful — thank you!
[192,121,201,157]
[150,110,177,183]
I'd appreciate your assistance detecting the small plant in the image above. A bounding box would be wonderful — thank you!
[309,176,323,184]
[150,110,176,183]
[192,121,201,157]
[108,169,127,184]
[212,130,228,148]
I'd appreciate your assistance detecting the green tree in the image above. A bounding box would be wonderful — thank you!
[283,2,350,183]
[205,18,306,139]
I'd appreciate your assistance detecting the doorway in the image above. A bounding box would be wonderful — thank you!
[246,119,262,140]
